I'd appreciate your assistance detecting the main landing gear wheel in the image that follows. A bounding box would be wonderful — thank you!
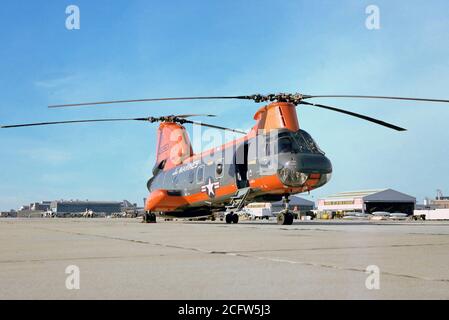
[277,212,294,225]
[225,213,239,224]
[143,212,157,223]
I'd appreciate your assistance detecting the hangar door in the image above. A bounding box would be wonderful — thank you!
[364,202,415,215]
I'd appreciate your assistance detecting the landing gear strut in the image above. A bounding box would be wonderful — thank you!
[143,211,157,223]
[277,195,294,225]
[225,212,239,224]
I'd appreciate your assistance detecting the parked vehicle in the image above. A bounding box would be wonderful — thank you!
[244,203,272,220]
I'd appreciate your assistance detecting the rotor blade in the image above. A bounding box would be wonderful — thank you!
[48,96,251,108]
[302,95,449,104]
[299,101,406,131]
[176,114,216,118]
[1,118,148,129]
[183,119,247,134]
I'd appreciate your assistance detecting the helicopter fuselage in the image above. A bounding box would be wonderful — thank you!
[146,127,332,218]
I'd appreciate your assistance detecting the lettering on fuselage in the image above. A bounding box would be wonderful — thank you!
[172,160,201,176]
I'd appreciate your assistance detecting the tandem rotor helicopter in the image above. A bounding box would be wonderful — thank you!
[3,93,449,225]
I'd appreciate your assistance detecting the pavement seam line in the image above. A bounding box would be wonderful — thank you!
[31,226,449,285]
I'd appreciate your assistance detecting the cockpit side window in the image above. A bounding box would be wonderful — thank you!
[278,137,293,153]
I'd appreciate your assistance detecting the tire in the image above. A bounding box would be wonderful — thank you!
[277,213,285,225]
[144,212,156,223]
[284,213,294,225]
[225,213,233,224]
[277,212,294,225]
[232,213,239,224]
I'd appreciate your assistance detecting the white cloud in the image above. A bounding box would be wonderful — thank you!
[34,74,78,89]
[19,148,72,165]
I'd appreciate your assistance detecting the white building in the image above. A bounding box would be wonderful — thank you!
[317,189,416,215]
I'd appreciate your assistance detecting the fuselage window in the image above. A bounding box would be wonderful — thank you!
[188,170,194,184]
[216,161,223,177]
[196,165,205,184]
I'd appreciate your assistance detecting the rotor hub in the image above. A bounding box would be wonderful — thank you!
[248,93,305,105]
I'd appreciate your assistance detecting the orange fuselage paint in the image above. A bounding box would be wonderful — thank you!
[156,122,193,170]
[253,102,300,133]
[145,189,188,212]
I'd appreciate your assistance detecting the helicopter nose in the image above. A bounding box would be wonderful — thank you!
[277,154,332,187]
[297,153,332,173]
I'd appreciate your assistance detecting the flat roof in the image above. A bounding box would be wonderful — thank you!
[52,201,122,205]
[320,189,416,203]
[325,189,386,199]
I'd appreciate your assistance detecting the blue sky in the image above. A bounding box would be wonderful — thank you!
[1,0,449,210]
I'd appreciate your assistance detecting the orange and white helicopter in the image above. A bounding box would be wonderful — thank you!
[3,93,449,225]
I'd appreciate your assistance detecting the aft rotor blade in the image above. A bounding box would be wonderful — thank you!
[48,96,251,108]
[1,118,148,128]
[299,101,406,131]
[184,119,247,135]
[302,95,449,104]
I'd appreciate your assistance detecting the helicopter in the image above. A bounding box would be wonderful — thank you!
[3,92,449,225]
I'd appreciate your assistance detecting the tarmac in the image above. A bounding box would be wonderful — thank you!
[1,218,449,299]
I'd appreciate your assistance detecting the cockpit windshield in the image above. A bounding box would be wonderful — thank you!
[294,130,324,154]
[277,130,324,155]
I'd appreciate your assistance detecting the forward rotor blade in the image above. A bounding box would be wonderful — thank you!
[48,96,250,108]
[1,118,148,128]
[299,101,406,131]
[302,95,449,104]
[176,114,216,118]
[184,119,247,134]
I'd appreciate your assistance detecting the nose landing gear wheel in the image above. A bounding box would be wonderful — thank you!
[277,212,294,225]
[277,194,294,225]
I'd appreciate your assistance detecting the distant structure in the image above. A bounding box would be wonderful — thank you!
[317,189,416,215]
[30,201,52,211]
[1,210,17,218]
[50,200,123,215]
[424,190,449,209]
[6,199,139,218]
[271,196,314,213]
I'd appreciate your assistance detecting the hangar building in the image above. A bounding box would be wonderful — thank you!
[317,189,416,215]
[50,200,122,215]
[272,196,314,213]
